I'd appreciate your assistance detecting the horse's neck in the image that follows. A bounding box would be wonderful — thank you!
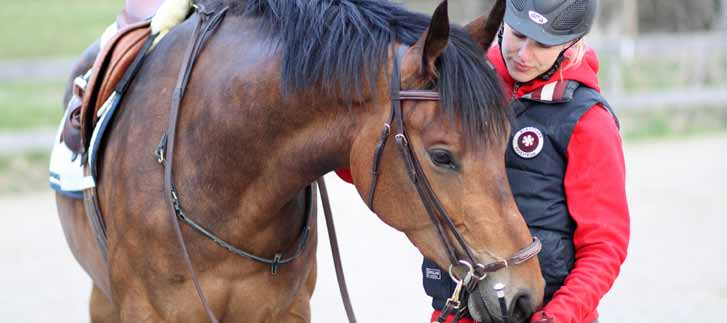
[155,17,374,257]
[171,80,361,249]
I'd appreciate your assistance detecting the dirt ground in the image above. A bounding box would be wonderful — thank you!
[1,133,725,323]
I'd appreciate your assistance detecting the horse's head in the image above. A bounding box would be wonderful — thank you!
[347,1,544,322]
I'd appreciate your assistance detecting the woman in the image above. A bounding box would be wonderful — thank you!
[420,0,630,322]
[336,0,629,322]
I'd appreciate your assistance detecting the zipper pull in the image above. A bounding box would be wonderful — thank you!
[511,82,521,100]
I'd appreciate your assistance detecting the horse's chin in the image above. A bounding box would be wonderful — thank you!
[467,287,535,323]
[467,289,495,323]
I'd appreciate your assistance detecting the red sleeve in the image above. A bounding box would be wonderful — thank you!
[335,168,354,184]
[532,105,630,323]
[431,310,475,323]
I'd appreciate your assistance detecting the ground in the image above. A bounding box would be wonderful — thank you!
[1,134,725,323]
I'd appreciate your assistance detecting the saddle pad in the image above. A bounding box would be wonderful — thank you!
[50,107,95,199]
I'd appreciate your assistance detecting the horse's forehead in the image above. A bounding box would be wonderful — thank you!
[404,103,468,149]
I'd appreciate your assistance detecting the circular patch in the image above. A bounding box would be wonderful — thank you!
[513,127,544,159]
[528,10,548,25]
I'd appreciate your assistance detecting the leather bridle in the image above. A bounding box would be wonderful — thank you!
[366,44,542,321]
[157,4,540,323]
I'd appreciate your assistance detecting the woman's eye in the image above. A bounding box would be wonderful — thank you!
[535,42,555,49]
[429,149,458,170]
[512,31,526,39]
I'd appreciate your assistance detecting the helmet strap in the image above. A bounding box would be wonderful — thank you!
[497,24,504,46]
[538,37,581,81]
[538,53,564,81]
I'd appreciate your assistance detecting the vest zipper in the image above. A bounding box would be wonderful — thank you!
[511,82,521,100]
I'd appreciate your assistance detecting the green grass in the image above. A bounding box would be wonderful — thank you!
[0,150,50,195]
[0,80,65,131]
[0,0,120,59]
[599,55,727,93]
[620,108,727,141]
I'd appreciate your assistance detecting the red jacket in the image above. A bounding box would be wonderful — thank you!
[337,45,630,323]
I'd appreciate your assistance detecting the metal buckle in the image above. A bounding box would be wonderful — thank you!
[448,260,475,284]
[473,263,488,281]
[156,147,165,164]
[394,133,408,146]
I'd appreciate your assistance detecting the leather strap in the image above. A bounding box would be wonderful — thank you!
[162,5,227,323]
[80,23,158,265]
[479,237,542,273]
[399,90,441,101]
[169,185,314,274]
[159,3,315,274]
[159,5,326,322]
[318,178,357,323]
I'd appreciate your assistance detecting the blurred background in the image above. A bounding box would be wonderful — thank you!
[0,0,725,322]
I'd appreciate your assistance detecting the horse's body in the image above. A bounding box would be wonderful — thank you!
[57,1,544,322]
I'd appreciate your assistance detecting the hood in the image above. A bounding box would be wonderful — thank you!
[487,45,601,99]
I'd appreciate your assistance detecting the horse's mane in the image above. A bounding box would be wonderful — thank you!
[210,0,509,144]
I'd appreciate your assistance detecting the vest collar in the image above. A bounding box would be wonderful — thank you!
[519,80,580,104]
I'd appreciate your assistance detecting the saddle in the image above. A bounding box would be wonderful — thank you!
[61,21,152,155]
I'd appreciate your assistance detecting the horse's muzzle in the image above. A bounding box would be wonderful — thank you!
[467,283,538,323]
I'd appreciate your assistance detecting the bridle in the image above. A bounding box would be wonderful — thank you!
[156,4,540,323]
[366,44,542,322]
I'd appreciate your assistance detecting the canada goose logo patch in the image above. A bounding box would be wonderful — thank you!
[513,127,544,159]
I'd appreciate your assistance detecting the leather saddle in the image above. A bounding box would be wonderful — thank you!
[62,21,151,155]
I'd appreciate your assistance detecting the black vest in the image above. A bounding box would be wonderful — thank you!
[422,81,618,309]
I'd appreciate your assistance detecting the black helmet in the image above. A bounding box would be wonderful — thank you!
[504,0,597,46]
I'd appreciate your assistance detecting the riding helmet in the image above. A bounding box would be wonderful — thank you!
[504,0,598,46]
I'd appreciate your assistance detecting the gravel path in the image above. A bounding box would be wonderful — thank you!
[1,134,725,322]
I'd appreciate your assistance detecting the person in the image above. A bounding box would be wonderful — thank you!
[117,0,165,27]
[421,0,630,322]
[337,0,629,322]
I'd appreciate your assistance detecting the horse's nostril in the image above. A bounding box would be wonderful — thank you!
[510,294,534,323]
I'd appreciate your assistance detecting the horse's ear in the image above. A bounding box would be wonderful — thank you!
[464,0,506,51]
[408,0,450,79]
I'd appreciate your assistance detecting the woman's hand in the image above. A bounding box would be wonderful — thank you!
[531,311,555,323]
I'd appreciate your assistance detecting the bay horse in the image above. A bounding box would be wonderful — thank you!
[57,0,544,322]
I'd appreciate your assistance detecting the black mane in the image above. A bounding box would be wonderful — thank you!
[211,0,509,144]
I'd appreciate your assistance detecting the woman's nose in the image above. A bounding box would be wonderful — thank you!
[516,40,535,61]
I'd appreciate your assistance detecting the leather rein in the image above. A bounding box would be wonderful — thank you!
[366,44,542,321]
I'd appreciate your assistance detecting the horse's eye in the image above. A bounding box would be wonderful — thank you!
[429,149,458,170]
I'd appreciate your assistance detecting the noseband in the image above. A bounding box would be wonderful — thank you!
[366,44,541,321]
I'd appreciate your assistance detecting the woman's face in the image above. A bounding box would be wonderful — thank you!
[501,24,572,82]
